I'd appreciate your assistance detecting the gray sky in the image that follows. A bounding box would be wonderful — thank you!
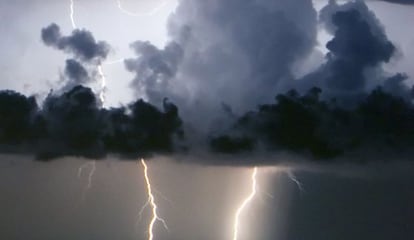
[0,0,177,106]
[0,0,413,107]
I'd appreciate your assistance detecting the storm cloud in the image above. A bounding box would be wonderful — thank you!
[40,23,111,104]
[0,85,183,160]
[210,87,414,162]
[210,1,414,162]
[41,23,110,63]
[63,59,90,87]
[0,0,413,164]
[125,0,318,133]
[380,0,414,5]
[294,0,402,104]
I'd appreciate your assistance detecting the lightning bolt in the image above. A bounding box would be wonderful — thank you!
[68,4,170,237]
[97,65,107,106]
[232,167,258,240]
[68,0,107,107]
[108,1,172,64]
[78,160,97,201]
[116,0,169,17]
[68,0,104,202]
[137,188,174,224]
[140,159,168,240]
[287,170,304,193]
[70,0,77,28]
[70,0,169,102]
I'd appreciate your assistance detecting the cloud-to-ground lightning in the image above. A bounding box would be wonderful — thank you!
[116,0,169,17]
[287,170,305,193]
[137,188,174,224]
[68,4,170,239]
[78,161,97,201]
[68,0,103,200]
[140,159,169,240]
[232,167,258,240]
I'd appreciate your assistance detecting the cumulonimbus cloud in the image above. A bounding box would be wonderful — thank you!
[0,0,413,165]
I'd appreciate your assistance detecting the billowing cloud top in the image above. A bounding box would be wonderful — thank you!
[41,23,110,63]
[1,0,413,164]
[125,0,317,131]
[297,0,399,103]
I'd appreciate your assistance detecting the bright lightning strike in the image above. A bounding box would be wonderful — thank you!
[70,0,77,28]
[232,167,258,240]
[140,159,168,240]
[138,188,174,224]
[116,0,169,17]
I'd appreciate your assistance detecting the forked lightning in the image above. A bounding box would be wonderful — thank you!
[140,159,169,240]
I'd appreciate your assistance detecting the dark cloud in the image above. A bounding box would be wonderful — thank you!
[209,1,414,163]
[319,0,386,36]
[211,87,414,161]
[2,0,414,164]
[296,1,399,104]
[0,86,183,160]
[0,90,37,146]
[40,23,109,105]
[41,23,110,63]
[125,0,318,132]
[380,0,414,5]
[37,86,104,159]
[325,9,394,86]
[125,40,184,105]
[64,59,90,86]
[383,73,414,100]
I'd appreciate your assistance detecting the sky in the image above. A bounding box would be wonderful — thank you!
[1,0,414,239]
[0,0,177,105]
[1,0,413,107]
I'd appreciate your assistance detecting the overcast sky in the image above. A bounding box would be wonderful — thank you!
[0,0,413,106]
